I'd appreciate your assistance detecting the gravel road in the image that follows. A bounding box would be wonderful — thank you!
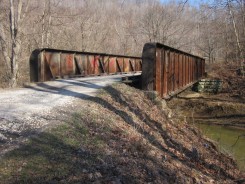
[0,74,138,155]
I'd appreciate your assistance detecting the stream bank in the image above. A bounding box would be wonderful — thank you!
[167,89,245,129]
[167,89,245,171]
[197,124,245,171]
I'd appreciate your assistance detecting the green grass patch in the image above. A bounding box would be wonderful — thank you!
[0,112,106,183]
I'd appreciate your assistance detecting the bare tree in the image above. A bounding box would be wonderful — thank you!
[0,0,30,87]
[227,0,244,70]
[1,0,244,87]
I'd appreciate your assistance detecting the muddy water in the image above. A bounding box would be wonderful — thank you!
[197,124,245,171]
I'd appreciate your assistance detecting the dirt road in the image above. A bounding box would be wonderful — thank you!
[0,74,138,155]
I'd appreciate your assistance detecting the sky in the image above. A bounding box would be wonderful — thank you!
[160,0,213,8]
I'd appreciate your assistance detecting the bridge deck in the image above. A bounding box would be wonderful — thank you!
[25,73,141,93]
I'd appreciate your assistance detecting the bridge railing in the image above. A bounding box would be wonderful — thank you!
[142,43,205,99]
[30,48,142,82]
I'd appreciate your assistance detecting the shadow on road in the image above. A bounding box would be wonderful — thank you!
[0,83,239,183]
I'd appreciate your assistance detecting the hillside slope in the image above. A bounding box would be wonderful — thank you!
[0,84,243,183]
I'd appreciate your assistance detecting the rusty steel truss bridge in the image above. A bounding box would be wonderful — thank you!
[30,42,205,99]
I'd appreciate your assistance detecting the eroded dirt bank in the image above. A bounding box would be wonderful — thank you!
[168,62,245,129]
[167,90,245,129]
[0,84,244,183]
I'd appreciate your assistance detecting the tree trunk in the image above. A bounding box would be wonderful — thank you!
[0,23,11,72]
[228,2,244,71]
[9,0,25,87]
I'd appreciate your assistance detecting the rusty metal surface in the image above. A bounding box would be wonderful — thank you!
[30,48,142,82]
[30,43,204,99]
[142,42,205,99]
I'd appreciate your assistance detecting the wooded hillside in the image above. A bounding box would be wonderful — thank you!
[0,0,244,87]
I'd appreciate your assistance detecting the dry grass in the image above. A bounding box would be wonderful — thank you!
[208,62,245,98]
[0,83,243,183]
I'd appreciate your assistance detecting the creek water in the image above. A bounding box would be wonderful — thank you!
[196,124,245,171]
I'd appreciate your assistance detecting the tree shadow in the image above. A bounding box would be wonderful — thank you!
[56,79,104,89]
[26,82,95,99]
[81,86,235,180]
[93,86,237,180]
[1,131,104,183]
[1,83,239,182]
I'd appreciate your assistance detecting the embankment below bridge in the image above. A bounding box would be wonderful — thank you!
[167,90,245,129]
[0,83,244,183]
